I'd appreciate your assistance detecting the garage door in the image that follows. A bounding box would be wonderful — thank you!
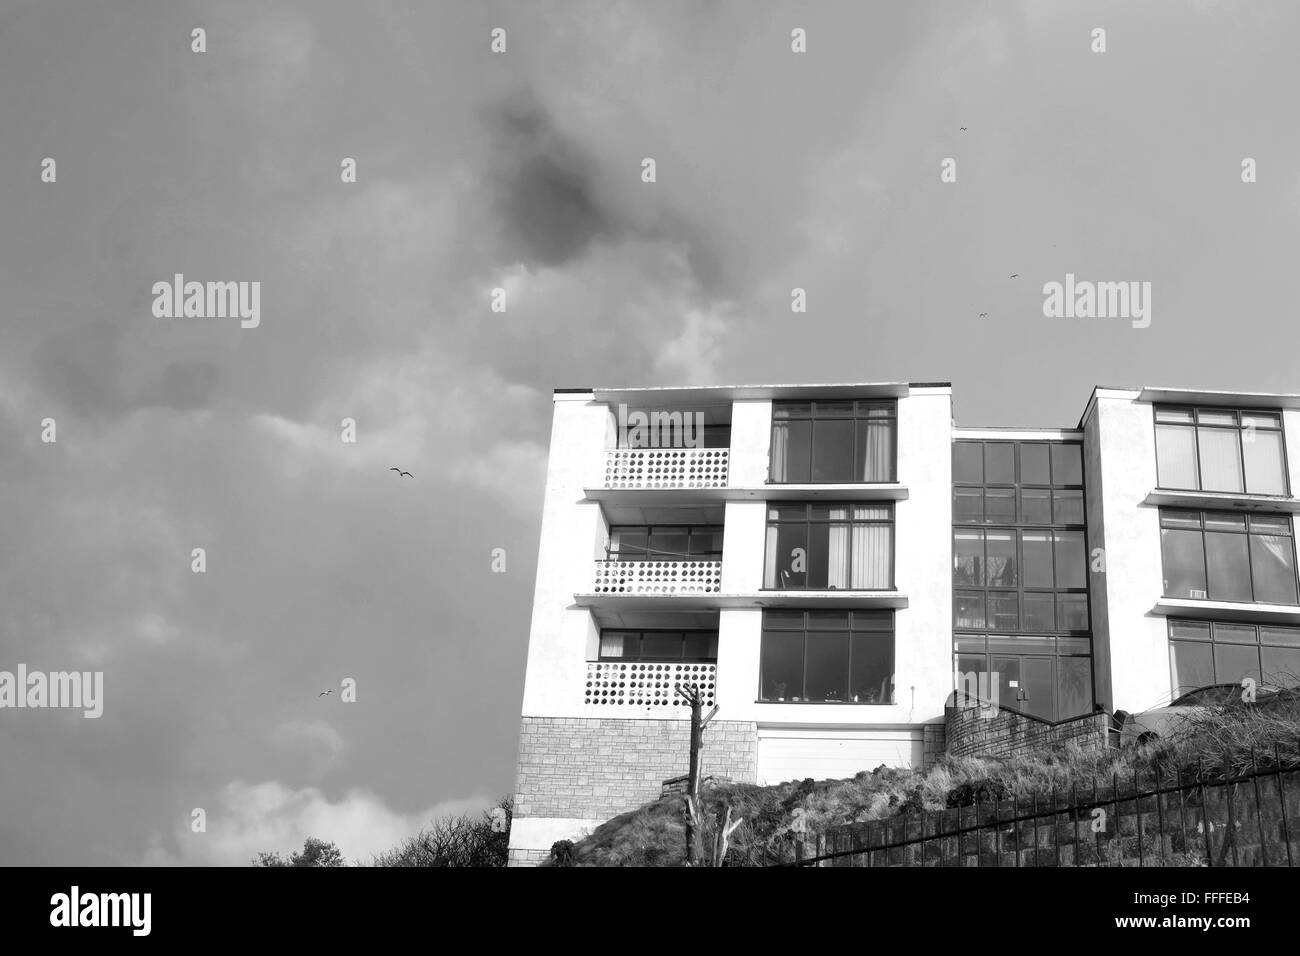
[756,728,923,785]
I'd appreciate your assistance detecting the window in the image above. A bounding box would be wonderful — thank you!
[770,400,896,483]
[952,440,1085,525]
[1168,620,1300,695]
[953,634,1094,721]
[598,630,718,662]
[764,504,893,589]
[952,528,1089,631]
[759,610,893,703]
[952,440,1092,720]
[1154,406,1288,495]
[608,525,723,560]
[1159,510,1298,604]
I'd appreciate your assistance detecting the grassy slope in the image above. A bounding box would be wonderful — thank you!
[556,697,1300,866]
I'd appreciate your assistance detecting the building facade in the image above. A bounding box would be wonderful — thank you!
[507,382,1300,865]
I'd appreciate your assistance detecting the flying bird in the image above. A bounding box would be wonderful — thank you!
[959,127,967,131]
[318,690,333,697]
[979,312,988,318]
[390,467,413,478]
[1009,274,1019,278]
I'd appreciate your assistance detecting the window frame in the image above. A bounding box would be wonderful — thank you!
[1153,404,1290,496]
[606,524,724,561]
[1158,509,1299,605]
[1167,619,1300,695]
[597,628,719,663]
[763,502,895,591]
[952,526,1091,633]
[769,399,898,484]
[952,635,1096,721]
[757,610,895,704]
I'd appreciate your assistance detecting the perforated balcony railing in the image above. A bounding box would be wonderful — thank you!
[584,662,717,708]
[592,559,723,595]
[602,448,729,489]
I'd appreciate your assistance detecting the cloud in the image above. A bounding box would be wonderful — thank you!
[273,719,346,764]
[143,781,493,866]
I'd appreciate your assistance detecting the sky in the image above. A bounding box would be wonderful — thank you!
[1,0,1298,865]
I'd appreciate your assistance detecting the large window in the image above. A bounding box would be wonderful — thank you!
[954,635,1094,721]
[1159,510,1298,605]
[952,528,1089,631]
[1154,406,1288,495]
[598,630,718,662]
[770,400,896,483]
[953,441,1084,525]
[952,440,1092,721]
[1168,620,1300,695]
[608,525,723,561]
[764,504,893,590]
[759,610,894,703]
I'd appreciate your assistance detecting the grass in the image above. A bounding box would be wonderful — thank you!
[551,695,1300,866]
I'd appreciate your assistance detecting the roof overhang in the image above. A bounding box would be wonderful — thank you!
[591,382,918,405]
[1137,387,1300,410]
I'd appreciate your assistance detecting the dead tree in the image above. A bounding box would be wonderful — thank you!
[674,681,721,865]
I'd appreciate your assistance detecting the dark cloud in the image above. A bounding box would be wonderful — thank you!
[483,94,620,268]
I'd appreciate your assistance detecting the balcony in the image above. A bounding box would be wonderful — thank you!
[585,661,717,708]
[592,559,722,595]
[601,448,729,490]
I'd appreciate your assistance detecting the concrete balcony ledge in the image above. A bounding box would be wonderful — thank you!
[584,483,910,503]
[1153,597,1300,625]
[1143,489,1300,513]
[592,559,722,595]
[600,448,729,491]
[574,590,908,610]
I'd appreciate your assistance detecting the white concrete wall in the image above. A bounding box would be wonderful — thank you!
[1092,393,1300,713]
[522,387,952,732]
[729,399,772,486]
[519,394,609,717]
[713,388,953,728]
[1087,389,1172,712]
[1284,408,1300,494]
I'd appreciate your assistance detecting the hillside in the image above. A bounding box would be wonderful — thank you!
[550,695,1300,866]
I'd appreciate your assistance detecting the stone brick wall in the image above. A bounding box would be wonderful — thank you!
[507,847,550,866]
[514,717,757,821]
[816,765,1300,867]
[921,723,946,767]
[945,704,1111,759]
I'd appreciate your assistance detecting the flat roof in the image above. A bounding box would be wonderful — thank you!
[554,382,956,404]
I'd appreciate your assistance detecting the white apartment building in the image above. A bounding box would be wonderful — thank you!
[508,382,1300,865]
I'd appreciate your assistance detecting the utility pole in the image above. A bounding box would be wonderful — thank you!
[675,681,718,864]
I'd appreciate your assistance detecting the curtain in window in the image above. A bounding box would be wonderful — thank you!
[771,422,789,482]
[1197,428,1243,492]
[764,525,780,588]
[1244,432,1286,495]
[1155,425,1198,488]
[859,420,893,482]
[851,523,891,588]
[826,512,850,589]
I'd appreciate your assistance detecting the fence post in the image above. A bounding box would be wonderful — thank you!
[1011,794,1019,868]
[1277,742,1293,868]
[1031,793,1040,867]
[1111,771,1121,868]
[1052,786,1061,868]
[993,791,1002,867]
[1198,757,1213,868]
[1133,766,1144,867]
[1072,781,1081,867]
[1152,760,1166,864]
[1222,752,1239,867]
[1249,748,1268,866]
